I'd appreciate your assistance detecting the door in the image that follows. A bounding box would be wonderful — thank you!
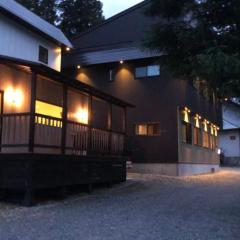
[0,91,4,151]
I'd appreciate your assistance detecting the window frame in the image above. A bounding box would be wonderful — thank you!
[38,45,49,64]
[135,65,160,79]
[135,122,161,137]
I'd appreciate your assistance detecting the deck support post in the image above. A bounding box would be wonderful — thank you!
[23,189,35,207]
[123,107,127,155]
[61,84,68,155]
[108,102,113,154]
[29,70,37,153]
[87,95,93,154]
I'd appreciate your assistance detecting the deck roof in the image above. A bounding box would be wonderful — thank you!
[0,54,133,108]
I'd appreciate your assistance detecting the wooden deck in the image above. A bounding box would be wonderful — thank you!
[0,154,127,206]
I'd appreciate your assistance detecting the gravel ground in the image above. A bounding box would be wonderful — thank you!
[0,168,240,240]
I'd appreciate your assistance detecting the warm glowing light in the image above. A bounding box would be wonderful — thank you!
[5,87,24,107]
[195,115,200,128]
[203,120,208,132]
[75,108,88,124]
[66,47,70,51]
[77,65,81,69]
[120,60,124,64]
[217,149,221,155]
[183,107,190,122]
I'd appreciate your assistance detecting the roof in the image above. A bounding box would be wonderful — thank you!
[0,54,133,108]
[71,0,151,41]
[0,0,72,48]
[63,0,157,67]
[63,46,161,67]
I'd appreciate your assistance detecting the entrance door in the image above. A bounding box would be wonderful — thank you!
[0,91,3,151]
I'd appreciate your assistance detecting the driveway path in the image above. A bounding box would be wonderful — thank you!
[0,168,240,240]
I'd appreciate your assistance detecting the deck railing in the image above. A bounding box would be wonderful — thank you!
[0,113,126,156]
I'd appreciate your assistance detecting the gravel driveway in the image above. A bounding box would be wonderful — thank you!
[0,168,240,240]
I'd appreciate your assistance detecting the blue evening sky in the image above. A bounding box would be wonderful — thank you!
[102,0,143,18]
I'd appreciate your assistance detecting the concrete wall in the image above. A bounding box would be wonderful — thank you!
[0,14,61,71]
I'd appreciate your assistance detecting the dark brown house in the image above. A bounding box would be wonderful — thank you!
[63,0,221,176]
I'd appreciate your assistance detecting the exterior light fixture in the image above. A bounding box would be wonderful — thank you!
[120,60,124,64]
[77,65,81,69]
[75,108,88,124]
[5,87,24,108]
[66,47,71,51]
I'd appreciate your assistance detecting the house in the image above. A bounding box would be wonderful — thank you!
[62,0,221,176]
[0,0,132,205]
[219,99,240,166]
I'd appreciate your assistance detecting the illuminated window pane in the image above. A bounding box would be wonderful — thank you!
[136,123,160,136]
[202,132,209,148]
[147,65,160,77]
[193,127,201,145]
[136,124,147,135]
[135,67,147,78]
[35,100,62,119]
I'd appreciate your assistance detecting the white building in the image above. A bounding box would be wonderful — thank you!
[0,0,72,71]
[219,100,240,165]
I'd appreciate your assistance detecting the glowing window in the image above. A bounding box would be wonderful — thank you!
[35,100,62,119]
[135,123,160,136]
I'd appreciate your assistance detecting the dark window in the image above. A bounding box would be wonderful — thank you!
[230,136,236,140]
[135,65,160,78]
[135,123,160,136]
[39,46,48,64]
[182,121,192,144]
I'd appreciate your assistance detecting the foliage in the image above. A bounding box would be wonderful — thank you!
[16,0,57,24]
[144,0,240,97]
[16,0,104,38]
[58,0,104,38]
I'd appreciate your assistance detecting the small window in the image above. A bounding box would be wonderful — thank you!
[230,136,236,140]
[135,65,160,78]
[135,123,160,136]
[39,46,48,64]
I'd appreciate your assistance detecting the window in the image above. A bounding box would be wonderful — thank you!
[135,65,160,78]
[230,136,236,140]
[135,123,160,136]
[39,46,48,64]
[202,131,209,148]
[182,121,192,144]
[35,100,63,127]
[193,127,201,145]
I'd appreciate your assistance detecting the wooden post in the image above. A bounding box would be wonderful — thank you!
[123,107,127,155]
[87,95,93,155]
[108,103,113,154]
[61,84,68,155]
[29,71,37,153]
[0,91,4,152]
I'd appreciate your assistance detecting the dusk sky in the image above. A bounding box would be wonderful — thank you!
[102,0,143,18]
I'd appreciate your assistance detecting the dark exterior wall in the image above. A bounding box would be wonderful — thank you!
[64,59,220,164]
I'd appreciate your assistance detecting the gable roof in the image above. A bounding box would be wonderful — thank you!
[0,0,72,48]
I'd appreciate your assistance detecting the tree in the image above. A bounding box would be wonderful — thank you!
[16,0,57,24]
[144,0,240,97]
[58,0,104,38]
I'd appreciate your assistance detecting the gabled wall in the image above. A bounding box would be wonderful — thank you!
[0,14,61,71]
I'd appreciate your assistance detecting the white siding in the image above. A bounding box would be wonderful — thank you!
[219,131,240,157]
[0,14,61,71]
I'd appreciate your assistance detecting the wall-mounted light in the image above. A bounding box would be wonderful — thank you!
[74,108,88,124]
[183,107,190,123]
[77,65,81,69]
[120,60,124,64]
[66,47,71,51]
[5,87,24,108]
